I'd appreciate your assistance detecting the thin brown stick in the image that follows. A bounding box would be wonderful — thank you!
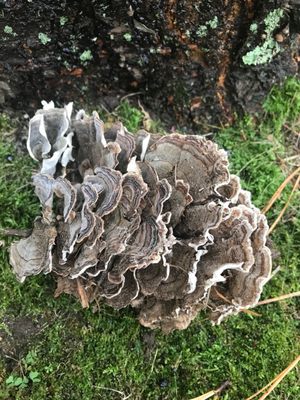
[255,291,300,306]
[241,309,262,317]
[269,174,300,234]
[245,376,279,400]
[245,355,300,400]
[119,92,142,102]
[262,166,300,214]
[213,287,231,304]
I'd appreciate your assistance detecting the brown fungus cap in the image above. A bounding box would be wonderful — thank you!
[9,102,272,332]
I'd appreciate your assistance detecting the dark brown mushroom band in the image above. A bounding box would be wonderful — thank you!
[9,102,272,332]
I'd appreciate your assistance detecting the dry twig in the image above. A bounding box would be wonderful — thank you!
[215,287,299,315]
[245,355,300,400]
[269,174,300,234]
[76,278,89,308]
[189,390,216,400]
[189,381,231,400]
[262,166,300,214]
[255,291,300,306]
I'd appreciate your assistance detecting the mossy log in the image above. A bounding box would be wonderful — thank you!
[0,0,299,129]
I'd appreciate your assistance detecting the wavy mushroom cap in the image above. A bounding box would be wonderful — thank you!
[10,102,272,332]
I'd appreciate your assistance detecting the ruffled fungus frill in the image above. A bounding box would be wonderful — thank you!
[9,102,272,332]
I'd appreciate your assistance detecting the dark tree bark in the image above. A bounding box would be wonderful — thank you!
[0,0,299,130]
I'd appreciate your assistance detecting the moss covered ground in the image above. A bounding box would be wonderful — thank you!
[0,79,299,400]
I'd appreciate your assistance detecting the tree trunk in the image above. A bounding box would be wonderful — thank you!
[0,0,299,130]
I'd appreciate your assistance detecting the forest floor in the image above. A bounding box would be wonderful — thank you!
[0,78,299,400]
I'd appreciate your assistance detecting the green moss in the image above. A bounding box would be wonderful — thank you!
[215,79,300,218]
[0,113,11,131]
[0,122,39,231]
[263,77,300,135]
[115,100,144,132]
[0,79,299,399]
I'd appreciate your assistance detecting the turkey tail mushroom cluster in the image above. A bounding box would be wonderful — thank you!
[9,101,272,332]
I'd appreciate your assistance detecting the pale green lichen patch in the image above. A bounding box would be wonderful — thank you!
[38,32,51,45]
[123,32,132,42]
[264,8,284,33]
[207,16,218,29]
[79,49,93,63]
[242,39,281,65]
[243,9,284,65]
[250,23,258,33]
[196,25,208,38]
[59,16,68,26]
[196,16,219,37]
[4,25,17,36]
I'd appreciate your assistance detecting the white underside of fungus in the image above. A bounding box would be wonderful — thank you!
[9,101,272,332]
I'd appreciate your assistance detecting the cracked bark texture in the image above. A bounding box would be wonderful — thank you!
[0,0,299,129]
